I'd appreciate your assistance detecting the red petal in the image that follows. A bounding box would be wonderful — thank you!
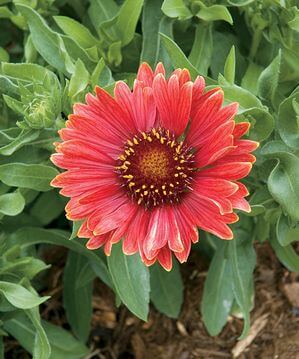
[182,197,235,239]
[187,89,224,146]
[137,62,154,86]
[152,73,193,136]
[233,139,260,153]
[143,208,169,260]
[65,198,95,220]
[55,140,113,165]
[233,122,250,138]
[78,221,92,238]
[193,177,238,196]
[123,209,149,255]
[215,153,256,164]
[115,81,156,132]
[234,181,249,197]
[94,86,137,135]
[86,234,109,250]
[228,182,251,212]
[173,207,198,263]
[195,121,235,167]
[190,76,205,117]
[86,195,128,231]
[92,202,136,236]
[199,162,252,180]
[154,62,166,77]
[231,197,251,212]
[167,209,184,253]
[157,246,173,271]
[171,68,191,85]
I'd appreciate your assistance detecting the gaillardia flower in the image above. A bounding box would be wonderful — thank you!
[51,63,258,270]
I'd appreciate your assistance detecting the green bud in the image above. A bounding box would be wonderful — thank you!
[18,73,62,130]
[24,94,56,129]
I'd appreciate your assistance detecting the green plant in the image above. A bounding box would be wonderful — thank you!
[0,0,298,357]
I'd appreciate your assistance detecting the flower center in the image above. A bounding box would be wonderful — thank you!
[116,128,196,209]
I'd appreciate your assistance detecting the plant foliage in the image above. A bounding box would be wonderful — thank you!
[0,0,298,356]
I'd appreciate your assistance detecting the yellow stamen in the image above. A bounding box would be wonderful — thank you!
[123,174,133,179]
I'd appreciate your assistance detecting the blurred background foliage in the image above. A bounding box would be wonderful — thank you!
[0,0,298,357]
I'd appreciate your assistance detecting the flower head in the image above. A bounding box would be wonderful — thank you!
[51,63,258,270]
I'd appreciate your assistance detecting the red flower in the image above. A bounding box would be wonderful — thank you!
[51,63,258,270]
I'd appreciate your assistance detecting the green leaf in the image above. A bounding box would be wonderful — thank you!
[150,261,183,318]
[88,0,118,36]
[54,16,99,49]
[19,188,40,207]
[4,313,89,359]
[90,58,105,88]
[24,34,37,63]
[0,146,49,166]
[0,47,9,62]
[3,95,24,114]
[10,227,112,288]
[219,79,263,112]
[26,307,51,359]
[1,62,56,84]
[224,45,235,84]
[0,130,40,156]
[42,321,89,358]
[188,23,213,76]
[288,10,299,31]
[0,75,19,96]
[201,241,234,336]
[0,282,49,309]
[257,50,281,107]
[270,234,299,273]
[237,107,274,142]
[160,33,203,80]
[0,6,13,19]
[228,231,256,339]
[261,143,299,221]
[255,215,270,243]
[0,163,59,192]
[69,220,84,240]
[107,41,122,66]
[30,191,65,226]
[16,4,71,75]
[196,3,233,24]
[241,61,263,95]
[278,93,299,149]
[63,251,93,342]
[227,0,254,4]
[0,337,4,359]
[0,257,49,280]
[107,242,150,321]
[116,0,144,46]
[161,0,192,19]
[0,190,25,216]
[0,182,9,195]
[276,213,299,247]
[157,15,174,70]
[68,59,89,100]
[58,36,93,73]
[141,0,163,67]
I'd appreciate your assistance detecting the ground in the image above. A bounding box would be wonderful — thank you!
[5,243,299,359]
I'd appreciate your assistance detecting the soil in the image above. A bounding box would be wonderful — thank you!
[4,242,299,359]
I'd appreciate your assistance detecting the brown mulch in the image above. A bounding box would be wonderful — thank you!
[4,242,299,359]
